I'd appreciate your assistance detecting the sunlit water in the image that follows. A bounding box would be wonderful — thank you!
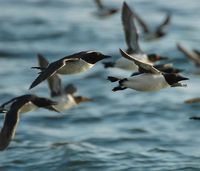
[0,0,200,170]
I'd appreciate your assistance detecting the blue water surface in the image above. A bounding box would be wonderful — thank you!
[0,0,200,170]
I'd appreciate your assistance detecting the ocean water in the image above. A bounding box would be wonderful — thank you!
[0,0,200,170]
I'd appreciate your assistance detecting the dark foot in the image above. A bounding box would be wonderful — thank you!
[112,86,126,92]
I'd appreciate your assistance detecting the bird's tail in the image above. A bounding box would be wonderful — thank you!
[108,77,128,92]
[107,76,120,82]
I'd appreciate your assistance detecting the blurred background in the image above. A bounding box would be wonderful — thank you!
[0,0,200,170]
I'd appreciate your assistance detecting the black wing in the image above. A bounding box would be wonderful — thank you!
[193,49,200,58]
[0,98,26,151]
[38,54,62,97]
[94,0,104,9]
[156,13,171,35]
[122,2,141,54]
[29,60,65,90]
[64,84,77,95]
[130,5,149,33]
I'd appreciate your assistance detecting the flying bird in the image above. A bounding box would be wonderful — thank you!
[107,49,188,92]
[0,94,60,150]
[93,0,119,18]
[30,51,110,89]
[103,2,168,71]
[37,54,93,111]
[129,3,171,40]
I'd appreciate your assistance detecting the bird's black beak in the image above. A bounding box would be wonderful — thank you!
[178,75,189,81]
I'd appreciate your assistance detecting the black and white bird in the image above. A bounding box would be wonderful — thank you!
[37,54,93,111]
[103,2,167,71]
[0,94,59,150]
[30,51,110,89]
[107,49,189,92]
[93,0,119,18]
[177,43,200,69]
[129,2,171,40]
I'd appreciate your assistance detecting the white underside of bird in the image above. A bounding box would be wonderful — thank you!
[52,95,77,111]
[58,59,94,75]
[122,73,169,91]
[2,101,38,114]
[19,102,38,113]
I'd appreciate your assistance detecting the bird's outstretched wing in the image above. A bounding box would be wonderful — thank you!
[122,2,141,53]
[64,84,77,95]
[37,54,62,97]
[30,60,66,90]
[177,43,200,66]
[130,5,149,33]
[193,49,200,57]
[156,13,171,34]
[94,0,104,9]
[0,106,20,151]
[119,48,161,74]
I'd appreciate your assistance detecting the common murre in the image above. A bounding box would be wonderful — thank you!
[0,94,60,150]
[93,0,118,18]
[103,2,167,71]
[107,49,189,92]
[128,2,171,40]
[37,54,93,111]
[30,51,110,89]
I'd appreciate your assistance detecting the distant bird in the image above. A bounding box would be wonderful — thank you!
[37,54,93,111]
[30,51,110,89]
[177,43,200,68]
[107,49,188,92]
[93,0,119,18]
[129,3,171,40]
[184,97,200,104]
[0,94,59,150]
[103,2,167,71]
[190,116,200,120]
